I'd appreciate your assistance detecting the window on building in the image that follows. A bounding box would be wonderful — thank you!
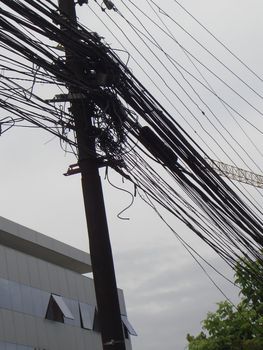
[0,341,34,349]
[121,315,137,337]
[93,308,101,332]
[45,294,74,323]
[79,302,96,330]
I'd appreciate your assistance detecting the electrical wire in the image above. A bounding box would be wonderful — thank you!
[0,0,263,286]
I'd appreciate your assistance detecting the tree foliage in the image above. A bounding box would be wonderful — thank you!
[187,255,263,350]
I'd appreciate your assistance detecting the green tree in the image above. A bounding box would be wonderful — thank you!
[187,255,263,350]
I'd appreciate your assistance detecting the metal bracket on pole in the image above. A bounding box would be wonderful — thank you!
[63,158,125,176]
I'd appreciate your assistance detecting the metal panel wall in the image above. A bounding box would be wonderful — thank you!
[0,244,132,350]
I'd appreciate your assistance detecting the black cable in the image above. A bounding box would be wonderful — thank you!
[1,0,263,279]
[172,0,263,82]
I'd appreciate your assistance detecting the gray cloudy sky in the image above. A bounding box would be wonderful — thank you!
[1,1,263,349]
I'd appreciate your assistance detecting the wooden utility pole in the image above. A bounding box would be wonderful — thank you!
[57,1,126,349]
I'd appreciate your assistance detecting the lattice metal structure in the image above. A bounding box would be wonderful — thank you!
[206,158,263,189]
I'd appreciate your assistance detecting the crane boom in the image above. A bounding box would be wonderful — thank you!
[205,158,263,189]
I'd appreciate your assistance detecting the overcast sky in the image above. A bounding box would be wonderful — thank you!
[1,1,263,349]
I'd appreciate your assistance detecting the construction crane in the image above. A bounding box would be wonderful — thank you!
[205,158,263,189]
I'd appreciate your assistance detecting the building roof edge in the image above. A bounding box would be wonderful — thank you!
[0,216,92,274]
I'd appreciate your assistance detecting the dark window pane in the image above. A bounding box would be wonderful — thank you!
[0,340,6,350]
[30,287,44,317]
[93,309,100,332]
[0,278,11,309]
[0,343,34,350]
[41,290,50,316]
[45,296,64,323]
[5,343,16,350]
[79,303,95,330]
[52,295,74,320]
[123,325,129,340]
[121,315,137,336]
[9,281,23,313]
[17,346,33,350]
[45,294,74,322]
[64,299,80,327]
[20,285,33,315]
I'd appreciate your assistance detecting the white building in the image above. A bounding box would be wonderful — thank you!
[0,216,135,350]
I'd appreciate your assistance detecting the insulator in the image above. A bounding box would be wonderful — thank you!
[103,0,115,10]
[78,0,88,5]
[138,126,178,166]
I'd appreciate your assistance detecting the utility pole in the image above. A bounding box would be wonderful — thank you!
[57,1,126,349]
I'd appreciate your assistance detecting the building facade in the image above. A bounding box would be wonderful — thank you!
[0,216,135,350]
